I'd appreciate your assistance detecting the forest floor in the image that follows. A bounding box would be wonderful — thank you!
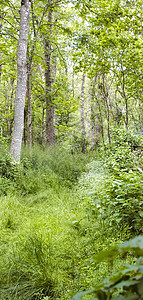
[0,144,141,299]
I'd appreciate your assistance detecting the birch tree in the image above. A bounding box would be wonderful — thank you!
[10,0,31,161]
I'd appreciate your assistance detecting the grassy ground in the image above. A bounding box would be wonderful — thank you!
[0,144,139,299]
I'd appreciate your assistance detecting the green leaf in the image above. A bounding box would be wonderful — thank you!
[139,211,143,217]
[111,296,126,300]
[114,279,140,289]
[137,277,143,295]
[71,289,95,300]
[93,246,118,262]
[119,236,143,256]
[112,295,138,300]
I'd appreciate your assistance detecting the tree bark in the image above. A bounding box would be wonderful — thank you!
[90,75,100,150]
[120,50,128,129]
[0,17,2,82]
[97,81,105,146]
[27,52,32,149]
[81,72,86,153]
[102,74,111,144]
[9,78,15,136]
[44,8,55,145]
[10,0,30,162]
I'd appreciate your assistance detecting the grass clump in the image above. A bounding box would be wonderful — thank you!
[0,144,86,196]
[19,144,86,194]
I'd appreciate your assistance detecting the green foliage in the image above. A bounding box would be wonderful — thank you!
[0,148,18,180]
[84,130,143,236]
[1,134,143,299]
[0,144,86,195]
[103,171,143,235]
[72,236,143,300]
[0,142,18,195]
[0,229,57,299]
[20,145,85,193]
[0,146,119,300]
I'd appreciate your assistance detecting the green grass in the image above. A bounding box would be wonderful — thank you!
[0,142,141,299]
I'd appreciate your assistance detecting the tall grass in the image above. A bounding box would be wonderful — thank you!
[0,139,140,299]
[1,144,102,299]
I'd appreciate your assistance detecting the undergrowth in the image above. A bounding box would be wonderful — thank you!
[0,130,143,299]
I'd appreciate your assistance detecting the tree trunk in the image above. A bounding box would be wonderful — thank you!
[90,75,100,150]
[72,68,74,98]
[27,54,32,149]
[96,82,105,146]
[9,78,15,136]
[42,106,46,143]
[81,72,86,153]
[121,51,128,129]
[102,74,111,144]
[44,8,55,145]
[0,17,2,82]
[10,0,30,161]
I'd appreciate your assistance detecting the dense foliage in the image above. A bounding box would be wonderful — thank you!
[1,0,143,147]
[0,130,143,299]
[1,0,143,299]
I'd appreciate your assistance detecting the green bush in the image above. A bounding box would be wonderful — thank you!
[79,130,143,238]
[0,143,19,195]
[71,235,143,300]
[97,171,143,235]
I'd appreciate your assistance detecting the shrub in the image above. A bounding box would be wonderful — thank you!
[71,235,143,300]
[0,143,19,195]
[97,171,143,235]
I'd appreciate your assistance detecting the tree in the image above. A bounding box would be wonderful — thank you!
[0,16,2,82]
[44,7,55,145]
[80,72,86,153]
[10,0,31,162]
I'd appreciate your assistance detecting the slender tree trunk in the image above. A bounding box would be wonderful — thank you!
[10,0,30,162]
[0,17,2,82]
[27,53,32,149]
[44,8,55,145]
[97,81,105,146]
[72,68,74,98]
[90,75,100,150]
[90,80,96,150]
[42,106,46,142]
[102,74,111,144]
[90,102,95,149]
[121,51,128,129]
[81,72,86,153]
[51,55,57,137]
[87,87,91,140]
[9,78,15,136]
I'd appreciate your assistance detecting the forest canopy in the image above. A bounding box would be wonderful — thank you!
[0,0,143,159]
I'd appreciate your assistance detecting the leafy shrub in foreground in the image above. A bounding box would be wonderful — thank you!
[91,129,143,236]
[82,160,143,236]
[101,171,143,235]
[71,235,143,300]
